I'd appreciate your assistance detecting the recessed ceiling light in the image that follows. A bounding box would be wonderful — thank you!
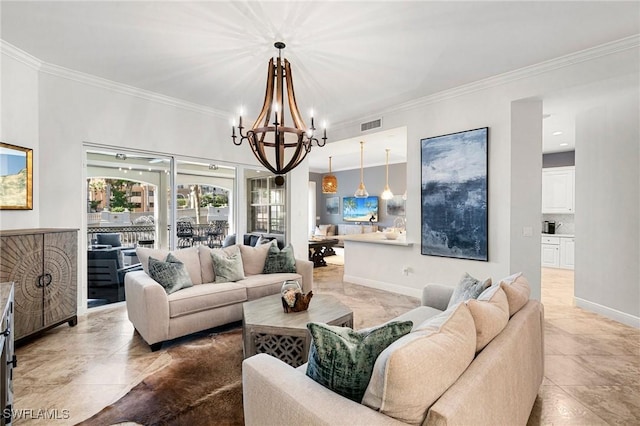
[552,131,563,136]
[559,143,569,146]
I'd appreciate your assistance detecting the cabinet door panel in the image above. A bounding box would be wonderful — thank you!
[560,238,575,269]
[541,244,559,267]
[0,235,44,339]
[43,232,77,326]
[542,168,574,213]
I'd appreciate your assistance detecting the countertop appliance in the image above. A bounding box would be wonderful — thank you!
[543,221,556,234]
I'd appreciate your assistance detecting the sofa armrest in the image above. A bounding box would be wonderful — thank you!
[243,354,405,426]
[421,283,454,311]
[124,270,170,345]
[295,258,314,293]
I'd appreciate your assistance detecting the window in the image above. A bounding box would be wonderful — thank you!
[248,176,286,234]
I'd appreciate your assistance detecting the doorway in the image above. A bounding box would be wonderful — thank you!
[84,147,238,309]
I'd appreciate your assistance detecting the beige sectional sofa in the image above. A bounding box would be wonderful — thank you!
[125,244,313,351]
[243,275,544,425]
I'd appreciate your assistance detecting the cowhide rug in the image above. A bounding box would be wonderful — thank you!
[78,328,244,426]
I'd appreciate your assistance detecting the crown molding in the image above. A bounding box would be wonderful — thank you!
[0,40,42,70]
[333,35,640,130]
[0,40,230,119]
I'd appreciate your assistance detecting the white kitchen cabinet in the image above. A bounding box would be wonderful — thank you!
[560,237,575,269]
[541,236,560,267]
[542,166,575,213]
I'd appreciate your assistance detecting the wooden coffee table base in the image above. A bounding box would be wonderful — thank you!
[243,294,354,367]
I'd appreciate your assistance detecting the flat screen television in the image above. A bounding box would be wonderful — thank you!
[342,196,379,222]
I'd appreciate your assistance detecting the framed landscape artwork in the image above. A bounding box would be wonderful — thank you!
[420,128,488,261]
[326,196,339,215]
[0,142,33,210]
[386,195,406,216]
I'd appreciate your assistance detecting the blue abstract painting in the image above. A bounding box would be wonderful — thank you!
[421,128,488,261]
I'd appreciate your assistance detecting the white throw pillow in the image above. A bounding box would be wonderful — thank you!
[314,225,330,237]
[499,274,530,316]
[362,303,477,424]
[466,285,510,352]
[239,239,276,275]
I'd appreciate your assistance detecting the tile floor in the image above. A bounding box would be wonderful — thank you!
[12,265,640,425]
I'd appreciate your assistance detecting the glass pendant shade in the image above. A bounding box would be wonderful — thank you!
[321,156,338,194]
[381,148,394,200]
[354,141,368,198]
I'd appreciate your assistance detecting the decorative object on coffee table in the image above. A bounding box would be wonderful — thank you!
[243,293,353,367]
[280,280,313,313]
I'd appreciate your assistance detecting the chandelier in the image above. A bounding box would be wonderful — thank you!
[322,156,338,194]
[232,42,327,186]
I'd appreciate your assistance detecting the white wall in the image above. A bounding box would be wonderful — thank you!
[574,92,639,326]
[333,46,639,314]
[0,51,40,228]
[510,99,543,301]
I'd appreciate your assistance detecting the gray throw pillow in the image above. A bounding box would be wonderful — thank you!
[447,272,492,309]
[210,245,245,283]
[306,321,413,403]
[148,253,193,295]
[263,244,296,274]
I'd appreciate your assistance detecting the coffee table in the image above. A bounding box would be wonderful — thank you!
[242,293,354,367]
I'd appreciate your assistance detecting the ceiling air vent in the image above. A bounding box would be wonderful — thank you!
[361,118,382,132]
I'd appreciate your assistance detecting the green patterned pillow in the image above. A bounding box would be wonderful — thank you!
[148,253,193,295]
[210,245,245,283]
[263,244,296,274]
[306,321,413,403]
[447,272,492,309]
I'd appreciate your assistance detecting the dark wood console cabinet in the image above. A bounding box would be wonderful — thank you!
[0,229,78,342]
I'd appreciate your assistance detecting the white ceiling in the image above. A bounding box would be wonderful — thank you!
[2,1,638,169]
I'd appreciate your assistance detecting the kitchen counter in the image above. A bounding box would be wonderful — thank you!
[542,233,574,238]
[341,232,413,246]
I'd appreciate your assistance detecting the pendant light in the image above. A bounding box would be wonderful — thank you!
[354,141,369,198]
[322,156,338,194]
[381,148,394,200]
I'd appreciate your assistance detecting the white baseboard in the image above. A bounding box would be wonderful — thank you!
[343,274,422,299]
[574,297,640,328]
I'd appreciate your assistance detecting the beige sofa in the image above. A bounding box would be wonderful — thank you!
[314,224,378,247]
[243,275,544,425]
[125,244,313,351]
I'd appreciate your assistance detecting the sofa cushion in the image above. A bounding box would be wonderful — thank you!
[210,245,245,283]
[240,272,301,300]
[198,245,236,284]
[148,253,193,295]
[263,244,297,274]
[167,282,247,318]
[447,272,492,309]
[306,321,413,403]
[499,274,531,316]
[137,246,202,285]
[96,232,122,247]
[239,240,276,276]
[466,284,510,352]
[362,303,477,425]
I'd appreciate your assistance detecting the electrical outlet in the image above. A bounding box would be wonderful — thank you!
[402,266,411,276]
